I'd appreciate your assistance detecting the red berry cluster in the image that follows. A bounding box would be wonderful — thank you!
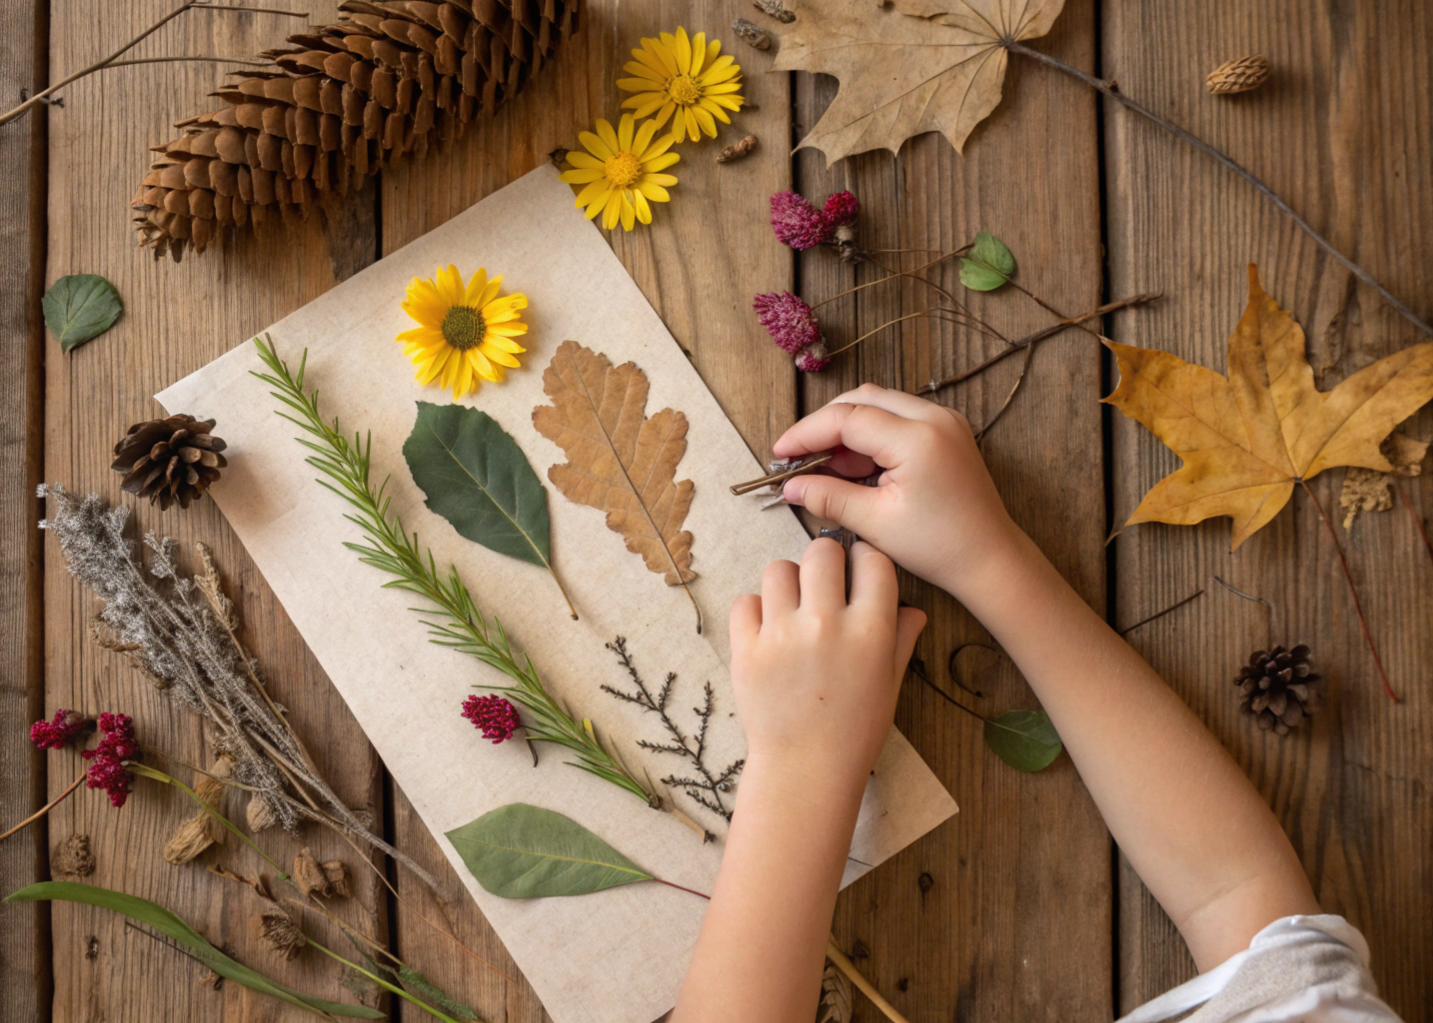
[81,713,140,808]
[29,709,88,750]
[461,694,522,744]
[768,190,859,250]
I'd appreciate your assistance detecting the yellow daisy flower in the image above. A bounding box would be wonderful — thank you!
[397,265,528,399]
[559,114,680,231]
[617,27,744,143]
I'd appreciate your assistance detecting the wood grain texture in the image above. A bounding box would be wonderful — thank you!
[793,2,1112,1019]
[0,1,49,1020]
[377,4,795,1018]
[41,3,385,1020]
[1102,2,1433,1016]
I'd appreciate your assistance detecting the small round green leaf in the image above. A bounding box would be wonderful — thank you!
[983,709,1062,772]
[959,231,1016,292]
[446,803,654,898]
[43,274,123,352]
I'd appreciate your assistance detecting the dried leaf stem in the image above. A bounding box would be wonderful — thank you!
[1298,479,1396,701]
[1395,482,1433,566]
[1006,41,1433,340]
[0,773,86,843]
[251,336,668,813]
[0,1,308,127]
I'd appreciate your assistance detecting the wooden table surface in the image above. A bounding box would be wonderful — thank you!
[3,2,1431,1021]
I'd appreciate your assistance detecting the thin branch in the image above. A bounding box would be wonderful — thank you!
[1212,575,1277,616]
[1299,478,1397,701]
[1119,588,1204,636]
[730,452,834,495]
[1006,41,1433,340]
[972,342,1034,440]
[0,1,306,126]
[1395,481,1433,566]
[916,293,1158,395]
[0,773,86,843]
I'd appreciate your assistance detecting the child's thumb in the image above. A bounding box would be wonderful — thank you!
[783,474,877,534]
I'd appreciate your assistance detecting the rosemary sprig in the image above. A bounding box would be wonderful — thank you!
[251,335,657,807]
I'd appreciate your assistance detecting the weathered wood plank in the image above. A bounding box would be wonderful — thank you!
[42,3,384,1019]
[378,3,794,1018]
[0,2,50,1020]
[1103,2,1433,1016]
[793,2,1111,1018]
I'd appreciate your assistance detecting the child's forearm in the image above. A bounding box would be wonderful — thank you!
[947,528,1319,970]
[671,754,866,1023]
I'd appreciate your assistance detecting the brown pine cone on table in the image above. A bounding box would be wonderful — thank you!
[1235,644,1320,736]
[131,0,581,261]
[111,415,228,511]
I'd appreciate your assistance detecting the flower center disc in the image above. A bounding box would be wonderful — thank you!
[668,73,701,105]
[441,305,486,351]
[604,151,643,189]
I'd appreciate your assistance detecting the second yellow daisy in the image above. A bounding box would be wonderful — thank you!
[397,265,528,400]
[618,27,744,143]
[560,114,680,231]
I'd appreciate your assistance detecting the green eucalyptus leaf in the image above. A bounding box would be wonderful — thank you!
[959,231,1016,292]
[5,882,383,1019]
[43,274,123,352]
[446,803,654,898]
[404,402,552,567]
[983,709,1062,772]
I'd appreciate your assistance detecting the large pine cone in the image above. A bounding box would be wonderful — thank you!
[1234,644,1320,736]
[112,415,228,511]
[132,0,581,261]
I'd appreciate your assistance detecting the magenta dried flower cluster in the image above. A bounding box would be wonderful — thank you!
[753,291,831,373]
[462,694,522,744]
[29,709,88,750]
[82,712,140,808]
[768,189,859,250]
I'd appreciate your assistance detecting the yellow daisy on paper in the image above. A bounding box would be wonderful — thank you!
[617,27,744,143]
[559,114,679,231]
[397,265,528,399]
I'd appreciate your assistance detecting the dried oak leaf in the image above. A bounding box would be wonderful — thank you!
[533,341,701,631]
[1106,264,1433,549]
[1338,432,1428,529]
[772,0,1066,164]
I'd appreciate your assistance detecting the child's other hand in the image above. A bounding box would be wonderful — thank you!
[774,384,1019,601]
[730,538,926,794]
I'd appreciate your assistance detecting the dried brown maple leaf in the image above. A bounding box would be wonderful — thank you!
[533,341,701,631]
[772,0,1066,164]
[1106,264,1433,550]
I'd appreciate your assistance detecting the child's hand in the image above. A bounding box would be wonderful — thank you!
[729,538,926,793]
[773,384,1020,601]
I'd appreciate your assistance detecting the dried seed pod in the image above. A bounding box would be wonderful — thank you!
[246,791,277,832]
[322,860,354,899]
[52,833,96,877]
[163,758,232,865]
[1206,55,1271,95]
[292,846,332,897]
[258,908,307,961]
[717,133,759,163]
[731,18,771,50]
[753,0,795,23]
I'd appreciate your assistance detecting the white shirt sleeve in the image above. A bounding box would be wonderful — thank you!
[1117,915,1403,1023]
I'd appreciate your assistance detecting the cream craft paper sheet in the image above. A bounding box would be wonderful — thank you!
[159,164,957,1023]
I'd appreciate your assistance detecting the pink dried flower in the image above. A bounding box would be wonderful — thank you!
[462,694,521,744]
[81,712,140,808]
[754,291,824,354]
[821,190,859,228]
[794,342,831,373]
[769,190,830,250]
[30,709,88,751]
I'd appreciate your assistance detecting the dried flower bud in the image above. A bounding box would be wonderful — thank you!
[717,134,759,163]
[52,833,96,877]
[795,342,831,373]
[732,18,771,50]
[822,190,859,228]
[769,191,830,250]
[322,860,353,899]
[258,909,306,961]
[753,291,824,354]
[461,694,522,744]
[293,847,332,898]
[30,709,89,750]
[81,712,139,808]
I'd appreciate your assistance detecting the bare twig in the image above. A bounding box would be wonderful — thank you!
[972,342,1034,440]
[0,1,307,127]
[1299,479,1397,701]
[1006,41,1433,340]
[1395,482,1433,566]
[1212,575,1277,616]
[0,773,86,843]
[1119,588,1204,636]
[730,452,834,495]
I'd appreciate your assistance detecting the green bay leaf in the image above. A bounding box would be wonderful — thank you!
[959,231,1016,291]
[446,803,654,898]
[5,881,383,1018]
[983,708,1062,772]
[43,274,123,352]
[403,401,552,567]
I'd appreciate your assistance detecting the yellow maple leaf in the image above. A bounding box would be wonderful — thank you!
[1106,265,1433,549]
[772,0,1066,164]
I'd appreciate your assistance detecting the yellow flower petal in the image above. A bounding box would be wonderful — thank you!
[625,95,666,119]
[699,55,738,83]
[602,188,623,229]
[576,178,613,210]
[401,278,448,328]
[470,348,502,382]
[460,267,488,306]
[578,129,613,161]
[692,105,718,137]
[486,326,528,343]
[620,192,636,231]
[483,345,522,368]
[617,114,634,152]
[642,152,680,172]
[435,264,465,306]
[566,151,604,170]
[595,117,620,154]
[560,167,605,184]
[672,28,692,74]
[689,31,707,76]
[397,326,443,345]
[637,180,671,202]
[642,171,679,187]
[633,188,653,224]
[707,94,744,112]
[643,37,679,77]
[634,117,659,154]
[703,81,744,95]
[629,48,671,80]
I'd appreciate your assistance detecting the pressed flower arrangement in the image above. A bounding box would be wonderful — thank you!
[398,265,529,400]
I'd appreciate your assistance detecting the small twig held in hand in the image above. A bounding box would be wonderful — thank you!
[0,1,308,127]
[730,452,834,495]
[1299,478,1397,701]
[1005,41,1433,340]
[917,293,1158,395]
[1395,482,1433,566]
[1119,588,1204,636]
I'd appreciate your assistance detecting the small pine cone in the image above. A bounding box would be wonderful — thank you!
[111,414,228,511]
[132,0,582,261]
[1234,644,1320,736]
[1206,55,1271,95]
